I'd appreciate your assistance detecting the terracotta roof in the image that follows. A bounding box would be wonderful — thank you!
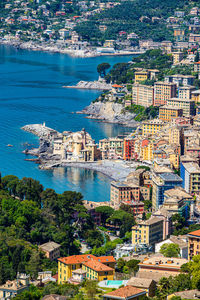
[58,254,116,265]
[112,84,123,88]
[127,277,154,288]
[95,256,116,263]
[83,260,113,272]
[141,139,149,147]
[58,254,96,265]
[103,285,146,299]
[188,229,200,237]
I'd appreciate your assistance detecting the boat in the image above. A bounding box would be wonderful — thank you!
[7,144,13,147]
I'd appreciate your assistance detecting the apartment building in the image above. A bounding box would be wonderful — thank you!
[188,229,200,260]
[123,138,135,160]
[180,162,200,194]
[172,52,184,64]
[132,84,154,107]
[132,217,163,246]
[152,172,183,210]
[134,70,150,83]
[154,82,177,106]
[110,181,140,208]
[178,86,196,99]
[159,106,183,122]
[142,119,165,136]
[164,74,195,87]
[191,89,200,103]
[194,61,200,73]
[166,98,195,117]
[99,137,124,159]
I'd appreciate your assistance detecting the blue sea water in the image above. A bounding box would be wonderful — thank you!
[0,45,133,201]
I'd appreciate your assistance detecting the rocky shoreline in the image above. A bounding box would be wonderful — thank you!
[63,80,112,90]
[78,101,138,127]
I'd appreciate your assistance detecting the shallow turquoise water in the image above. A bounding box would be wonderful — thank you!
[0,45,133,202]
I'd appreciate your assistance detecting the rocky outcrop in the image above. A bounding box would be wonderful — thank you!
[22,124,58,138]
[63,80,112,90]
[79,101,138,127]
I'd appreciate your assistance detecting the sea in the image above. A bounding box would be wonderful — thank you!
[0,45,133,202]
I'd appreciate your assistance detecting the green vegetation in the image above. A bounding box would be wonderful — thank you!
[116,258,140,274]
[97,63,111,77]
[160,243,180,258]
[0,174,104,283]
[125,104,159,121]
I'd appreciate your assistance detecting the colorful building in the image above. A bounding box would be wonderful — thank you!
[166,98,195,117]
[132,84,154,107]
[154,82,177,106]
[191,89,200,103]
[82,260,114,281]
[132,217,163,246]
[142,119,165,136]
[172,52,184,64]
[134,70,150,84]
[178,86,196,99]
[159,105,183,122]
[123,138,135,160]
[110,181,140,209]
[188,229,200,260]
[58,254,115,284]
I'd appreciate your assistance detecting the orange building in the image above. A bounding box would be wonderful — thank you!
[187,229,200,260]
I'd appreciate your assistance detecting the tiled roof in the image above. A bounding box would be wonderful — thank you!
[103,285,146,299]
[58,254,96,265]
[58,254,116,265]
[83,260,113,272]
[127,277,154,288]
[188,229,200,237]
[95,256,116,263]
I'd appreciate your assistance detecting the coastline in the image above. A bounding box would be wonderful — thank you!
[0,39,143,58]
[39,160,145,181]
[21,124,147,182]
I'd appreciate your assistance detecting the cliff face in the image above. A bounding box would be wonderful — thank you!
[80,101,137,127]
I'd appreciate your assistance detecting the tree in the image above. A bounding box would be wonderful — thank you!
[160,243,180,258]
[157,277,172,299]
[95,206,114,225]
[84,280,99,300]
[195,52,200,63]
[97,63,111,77]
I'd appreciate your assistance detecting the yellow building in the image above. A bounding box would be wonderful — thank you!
[191,89,200,103]
[166,98,195,117]
[140,139,153,161]
[169,126,182,146]
[159,105,183,122]
[172,52,184,64]
[82,260,114,281]
[169,152,180,169]
[134,70,150,84]
[103,40,115,47]
[58,254,115,284]
[132,83,154,107]
[142,119,165,136]
[132,217,163,246]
